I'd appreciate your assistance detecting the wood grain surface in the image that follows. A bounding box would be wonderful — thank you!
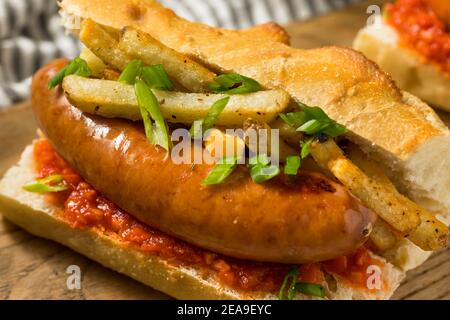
[1,0,449,300]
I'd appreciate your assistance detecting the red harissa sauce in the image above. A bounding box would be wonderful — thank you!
[386,0,450,74]
[34,139,385,295]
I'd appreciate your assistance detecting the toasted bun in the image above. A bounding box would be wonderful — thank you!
[59,0,450,233]
[353,18,450,112]
[0,145,405,300]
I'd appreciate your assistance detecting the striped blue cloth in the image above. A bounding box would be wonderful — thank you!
[0,0,363,107]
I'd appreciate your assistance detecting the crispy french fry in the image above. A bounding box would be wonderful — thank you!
[79,19,131,70]
[80,20,217,92]
[310,139,449,250]
[119,27,216,93]
[79,47,106,78]
[62,75,290,126]
[370,220,400,252]
[243,118,297,163]
[346,144,449,251]
[310,139,421,234]
[407,210,450,251]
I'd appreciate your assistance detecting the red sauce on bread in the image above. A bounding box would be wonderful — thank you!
[386,0,450,74]
[34,138,385,295]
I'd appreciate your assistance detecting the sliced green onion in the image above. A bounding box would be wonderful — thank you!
[280,102,347,139]
[247,154,279,183]
[202,156,240,185]
[118,59,143,84]
[135,79,171,151]
[295,282,326,298]
[279,112,308,128]
[296,119,330,135]
[189,120,203,139]
[248,154,270,167]
[66,57,92,77]
[300,137,313,159]
[22,174,67,193]
[139,103,154,144]
[278,267,326,300]
[203,97,230,130]
[301,105,329,120]
[322,123,348,138]
[48,65,68,89]
[284,155,301,175]
[209,73,262,94]
[48,57,92,89]
[278,267,299,300]
[141,64,173,90]
[249,164,280,184]
[189,97,230,137]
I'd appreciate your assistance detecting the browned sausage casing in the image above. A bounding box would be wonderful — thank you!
[32,60,376,263]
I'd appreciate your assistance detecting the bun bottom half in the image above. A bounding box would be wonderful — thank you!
[0,145,409,300]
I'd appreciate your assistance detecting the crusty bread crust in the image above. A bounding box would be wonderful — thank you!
[353,19,450,112]
[59,0,450,221]
[0,145,404,300]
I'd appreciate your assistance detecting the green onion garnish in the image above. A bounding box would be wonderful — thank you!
[135,79,171,151]
[295,282,326,298]
[202,156,240,185]
[280,102,347,138]
[249,164,280,184]
[48,57,92,89]
[189,120,204,140]
[297,119,330,135]
[278,267,299,300]
[248,154,270,166]
[279,102,347,166]
[118,59,143,85]
[141,64,173,91]
[279,112,308,128]
[22,174,67,193]
[119,60,173,90]
[279,267,326,300]
[322,123,348,138]
[284,155,301,176]
[189,96,230,137]
[300,137,313,159]
[248,154,280,184]
[209,73,262,94]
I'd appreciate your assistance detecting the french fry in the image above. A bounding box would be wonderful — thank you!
[310,139,449,250]
[79,19,131,70]
[119,27,216,93]
[370,220,400,252]
[407,210,450,251]
[346,144,449,251]
[62,75,290,126]
[243,118,297,163]
[310,139,421,234]
[79,47,106,78]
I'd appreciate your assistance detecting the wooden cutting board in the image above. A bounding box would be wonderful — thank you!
[1,0,449,300]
